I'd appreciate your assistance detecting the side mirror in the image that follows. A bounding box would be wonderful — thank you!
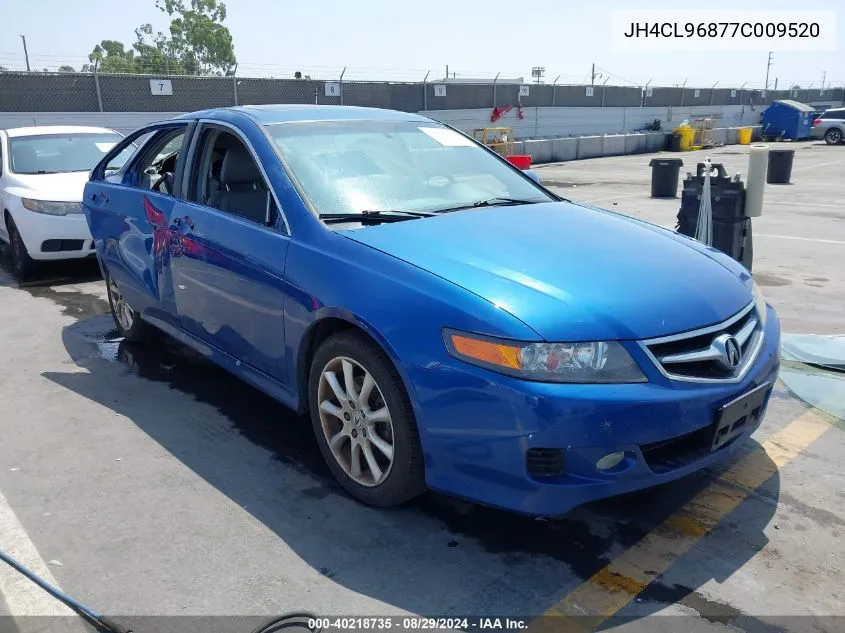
[523,169,541,184]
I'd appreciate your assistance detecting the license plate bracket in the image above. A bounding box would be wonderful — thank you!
[711,382,770,451]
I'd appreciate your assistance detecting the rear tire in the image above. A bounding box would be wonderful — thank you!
[6,218,36,281]
[824,128,843,145]
[105,273,154,343]
[308,331,426,507]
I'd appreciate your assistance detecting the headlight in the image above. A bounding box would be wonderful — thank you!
[751,279,768,326]
[443,329,647,383]
[21,198,84,216]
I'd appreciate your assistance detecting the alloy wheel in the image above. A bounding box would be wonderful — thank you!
[317,356,395,487]
[108,278,135,332]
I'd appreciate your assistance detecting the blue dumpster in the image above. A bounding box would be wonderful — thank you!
[761,99,815,140]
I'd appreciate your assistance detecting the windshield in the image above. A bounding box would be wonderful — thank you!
[266,120,552,215]
[9,132,132,175]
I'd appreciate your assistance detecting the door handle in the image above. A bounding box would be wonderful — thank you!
[173,216,194,230]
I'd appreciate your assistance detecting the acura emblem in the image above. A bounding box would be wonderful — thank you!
[713,334,742,370]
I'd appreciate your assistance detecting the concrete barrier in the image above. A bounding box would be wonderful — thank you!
[624,133,648,154]
[518,125,764,165]
[551,137,578,162]
[602,134,626,157]
[577,135,603,159]
[523,139,553,164]
[645,132,666,152]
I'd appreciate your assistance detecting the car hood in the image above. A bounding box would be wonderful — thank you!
[5,171,90,202]
[338,201,752,341]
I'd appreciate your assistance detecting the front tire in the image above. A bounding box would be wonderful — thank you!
[308,332,426,507]
[824,128,843,145]
[6,218,36,281]
[106,274,153,343]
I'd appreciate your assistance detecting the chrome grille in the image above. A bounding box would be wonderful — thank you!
[639,302,764,383]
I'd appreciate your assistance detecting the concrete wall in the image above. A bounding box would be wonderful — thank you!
[2,103,764,140]
[602,134,626,157]
[576,136,603,160]
[624,133,647,154]
[551,138,577,162]
[0,111,183,135]
[423,104,763,139]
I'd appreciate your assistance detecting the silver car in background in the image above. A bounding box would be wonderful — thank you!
[811,108,845,145]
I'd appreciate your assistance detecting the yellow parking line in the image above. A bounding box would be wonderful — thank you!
[533,408,831,629]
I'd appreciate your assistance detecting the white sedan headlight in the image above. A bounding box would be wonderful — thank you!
[443,330,647,383]
[21,198,84,216]
[751,279,768,326]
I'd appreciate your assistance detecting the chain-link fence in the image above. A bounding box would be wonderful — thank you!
[1,70,843,113]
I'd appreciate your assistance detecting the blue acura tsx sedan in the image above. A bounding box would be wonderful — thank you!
[83,104,780,516]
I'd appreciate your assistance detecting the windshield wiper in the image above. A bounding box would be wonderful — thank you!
[319,209,435,225]
[432,197,544,214]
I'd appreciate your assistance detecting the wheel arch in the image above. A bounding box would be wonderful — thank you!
[295,310,419,417]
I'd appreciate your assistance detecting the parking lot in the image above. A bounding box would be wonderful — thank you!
[1,141,844,632]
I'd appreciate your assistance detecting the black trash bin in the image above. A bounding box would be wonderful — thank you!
[767,149,795,184]
[670,133,683,152]
[649,158,684,198]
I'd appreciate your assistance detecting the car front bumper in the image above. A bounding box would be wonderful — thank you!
[406,305,781,516]
[11,207,95,261]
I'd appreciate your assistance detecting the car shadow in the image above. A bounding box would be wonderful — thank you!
[42,315,781,624]
[0,244,109,319]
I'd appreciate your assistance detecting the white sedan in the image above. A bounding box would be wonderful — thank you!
[0,125,132,279]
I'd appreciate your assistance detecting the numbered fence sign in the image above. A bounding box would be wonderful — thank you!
[731,89,737,97]
[325,82,341,97]
[585,86,594,97]
[645,87,653,97]
[433,84,447,97]
[694,89,701,98]
[519,85,530,97]
[150,79,173,96]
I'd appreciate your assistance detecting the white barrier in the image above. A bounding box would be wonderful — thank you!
[551,138,578,162]
[602,134,626,157]
[624,133,648,154]
[523,139,554,164]
[577,136,603,159]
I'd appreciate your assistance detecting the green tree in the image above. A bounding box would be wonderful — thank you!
[88,40,139,74]
[58,65,76,72]
[86,0,235,75]
[154,0,235,75]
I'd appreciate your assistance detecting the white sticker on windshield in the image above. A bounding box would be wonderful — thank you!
[419,127,475,147]
[96,142,117,152]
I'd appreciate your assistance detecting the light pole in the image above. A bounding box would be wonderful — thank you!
[764,51,773,92]
[20,35,30,71]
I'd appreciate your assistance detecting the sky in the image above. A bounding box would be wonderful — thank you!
[0,0,842,89]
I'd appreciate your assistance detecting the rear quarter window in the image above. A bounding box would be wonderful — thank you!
[821,110,845,119]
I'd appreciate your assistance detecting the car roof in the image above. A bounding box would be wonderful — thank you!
[176,104,433,125]
[3,125,119,138]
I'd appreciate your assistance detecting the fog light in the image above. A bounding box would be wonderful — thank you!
[596,452,625,471]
